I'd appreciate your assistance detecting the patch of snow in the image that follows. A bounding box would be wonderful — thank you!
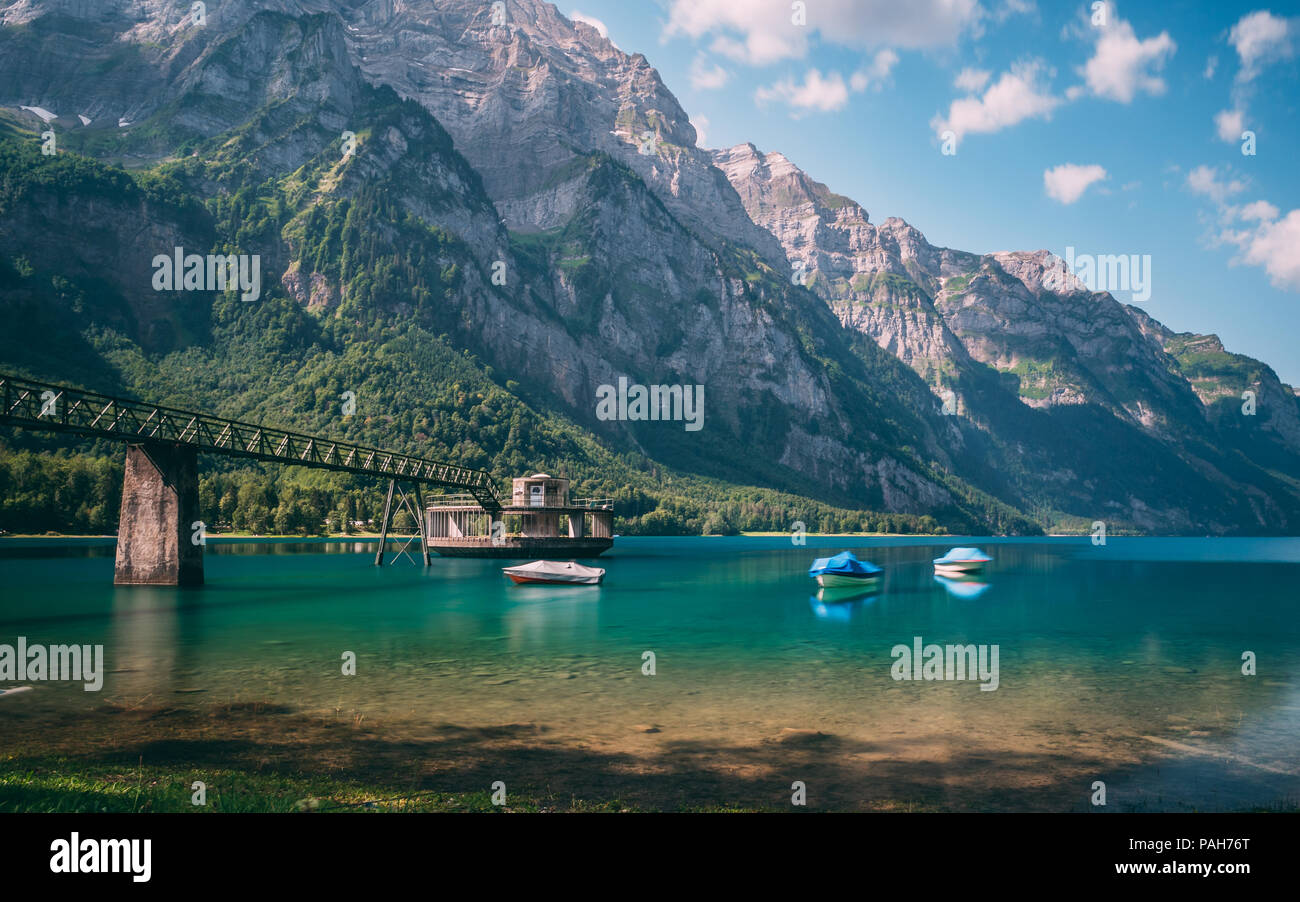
[20,105,56,122]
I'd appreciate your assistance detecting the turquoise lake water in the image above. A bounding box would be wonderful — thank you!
[1,536,1298,811]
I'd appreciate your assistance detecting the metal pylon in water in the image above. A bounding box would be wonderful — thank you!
[374,479,431,566]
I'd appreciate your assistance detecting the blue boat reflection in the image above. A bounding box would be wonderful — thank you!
[934,574,991,599]
[809,583,881,620]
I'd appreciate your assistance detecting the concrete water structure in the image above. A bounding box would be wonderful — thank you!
[0,373,506,585]
[115,443,204,586]
[426,474,614,558]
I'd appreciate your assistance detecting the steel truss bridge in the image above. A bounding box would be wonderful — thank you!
[0,373,504,582]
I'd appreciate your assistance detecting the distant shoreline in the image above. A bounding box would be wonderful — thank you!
[739,531,950,538]
[2,531,965,540]
[0,532,384,540]
[0,532,1174,540]
[5,531,1203,540]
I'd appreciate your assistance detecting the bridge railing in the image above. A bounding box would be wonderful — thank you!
[0,374,503,509]
[425,493,484,508]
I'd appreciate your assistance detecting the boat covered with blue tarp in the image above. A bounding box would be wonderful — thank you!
[808,551,883,587]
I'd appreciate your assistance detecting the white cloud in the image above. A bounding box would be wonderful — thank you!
[707,35,748,62]
[710,29,794,66]
[931,59,1061,145]
[954,67,991,92]
[570,10,609,39]
[1217,12,1293,132]
[1043,163,1107,204]
[993,0,1037,22]
[690,114,711,148]
[664,0,980,65]
[1187,161,1299,292]
[1214,108,1245,142]
[1081,17,1176,102]
[1229,10,1293,83]
[1187,165,1245,204]
[1204,54,1217,79]
[690,55,730,90]
[850,49,899,91]
[1238,209,1300,291]
[756,68,853,114]
[1239,200,1280,222]
[756,53,896,115]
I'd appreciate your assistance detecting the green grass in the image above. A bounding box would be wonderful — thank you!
[1008,357,1067,400]
[810,186,857,211]
[857,272,922,295]
[3,757,1291,813]
[0,757,669,813]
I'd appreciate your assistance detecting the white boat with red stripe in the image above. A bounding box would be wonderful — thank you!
[502,560,606,585]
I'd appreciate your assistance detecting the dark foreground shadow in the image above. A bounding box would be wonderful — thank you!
[1,700,1295,812]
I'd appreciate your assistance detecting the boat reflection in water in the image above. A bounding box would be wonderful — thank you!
[934,573,991,600]
[808,583,882,620]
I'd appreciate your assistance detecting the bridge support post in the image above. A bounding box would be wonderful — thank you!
[114,443,204,587]
[374,480,395,566]
[374,479,431,567]
[414,483,431,567]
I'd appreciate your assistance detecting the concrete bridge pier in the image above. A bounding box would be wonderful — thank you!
[114,443,204,586]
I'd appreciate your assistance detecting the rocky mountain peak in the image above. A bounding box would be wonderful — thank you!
[988,250,1073,295]
[3,0,1300,533]
[341,0,784,265]
[713,142,866,226]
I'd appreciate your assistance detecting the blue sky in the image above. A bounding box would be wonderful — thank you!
[565,1,1300,382]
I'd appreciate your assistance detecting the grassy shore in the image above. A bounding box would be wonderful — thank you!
[0,702,786,814]
[0,757,660,813]
[3,754,1293,814]
[2,701,1294,814]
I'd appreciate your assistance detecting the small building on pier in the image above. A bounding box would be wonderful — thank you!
[425,474,614,558]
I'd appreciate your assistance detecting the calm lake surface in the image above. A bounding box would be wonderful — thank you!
[2,536,1298,811]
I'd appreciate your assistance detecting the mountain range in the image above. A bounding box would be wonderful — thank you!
[1,0,1298,535]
